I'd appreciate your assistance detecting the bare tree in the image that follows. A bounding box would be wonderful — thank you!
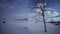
[33,2,47,32]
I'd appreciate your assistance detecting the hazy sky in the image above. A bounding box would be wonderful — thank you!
[0,0,60,20]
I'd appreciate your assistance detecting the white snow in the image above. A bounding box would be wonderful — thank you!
[1,19,60,34]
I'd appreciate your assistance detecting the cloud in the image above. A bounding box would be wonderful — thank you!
[53,11,59,16]
[32,8,42,16]
[45,10,59,17]
[45,8,56,11]
[32,7,60,17]
[46,11,59,17]
[45,8,60,17]
[45,10,51,16]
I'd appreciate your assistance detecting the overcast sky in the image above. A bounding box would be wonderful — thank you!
[0,0,60,20]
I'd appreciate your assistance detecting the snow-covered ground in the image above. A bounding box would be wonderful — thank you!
[1,19,60,34]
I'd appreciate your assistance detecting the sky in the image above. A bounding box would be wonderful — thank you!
[0,0,60,21]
